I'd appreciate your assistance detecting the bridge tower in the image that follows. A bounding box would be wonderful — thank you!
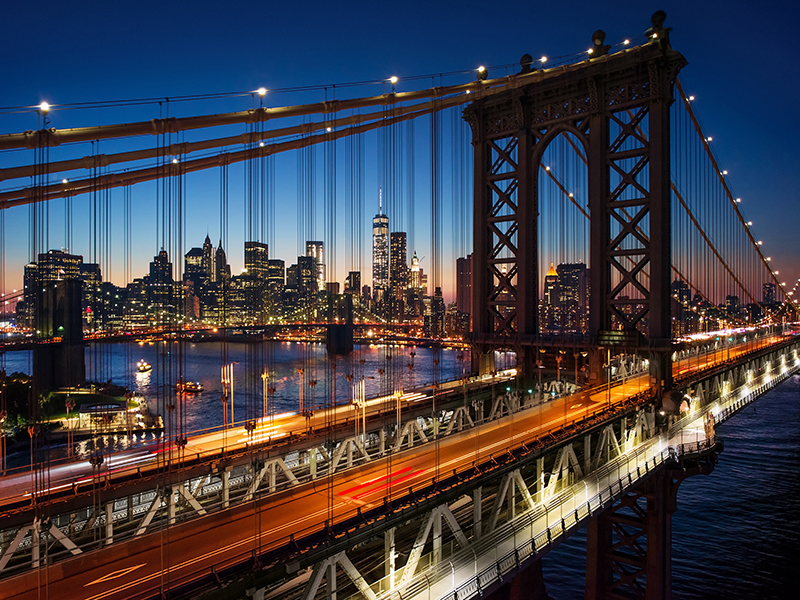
[466,18,686,395]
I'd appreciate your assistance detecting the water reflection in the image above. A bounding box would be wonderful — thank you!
[3,341,472,467]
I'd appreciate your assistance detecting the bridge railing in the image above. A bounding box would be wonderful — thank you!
[368,435,675,600]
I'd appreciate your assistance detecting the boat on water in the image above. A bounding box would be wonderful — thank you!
[176,379,203,393]
[137,360,152,373]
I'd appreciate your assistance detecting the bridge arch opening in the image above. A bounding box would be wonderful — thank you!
[534,130,589,341]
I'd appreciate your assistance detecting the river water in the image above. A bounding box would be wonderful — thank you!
[543,374,800,599]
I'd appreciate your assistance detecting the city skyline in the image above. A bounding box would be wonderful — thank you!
[1,2,798,305]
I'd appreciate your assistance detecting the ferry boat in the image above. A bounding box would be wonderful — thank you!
[176,379,203,393]
[137,360,152,373]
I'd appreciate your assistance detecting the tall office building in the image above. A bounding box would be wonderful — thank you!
[201,235,214,281]
[389,231,408,299]
[267,259,285,288]
[215,241,231,284]
[725,295,740,318]
[372,189,389,301]
[556,262,589,333]
[541,263,559,334]
[410,252,422,291]
[37,250,82,283]
[21,251,82,330]
[242,241,269,321]
[184,247,204,280]
[147,249,174,312]
[345,271,361,295]
[80,263,103,330]
[763,282,776,304]
[245,242,269,279]
[305,241,325,291]
[456,254,473,317]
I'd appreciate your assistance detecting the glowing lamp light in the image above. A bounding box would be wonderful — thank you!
[172,158,179,164]
[389,76,398,84]
[39,102,50,113]
[540,56,547,63]
[623,39,630,45]
[587,48,594,54]
[257,87,266,97]
[326,127,332,132]
[722,170,728,175]
[62,178,68,184]
[259,141,265,147]
[758,241,763,245]
[767,257,772,261]
[688,95,695,101]
[736,198,741,203]
[706,136,713,142]
[747,221,753,226]
[568,193,574,198]
[545,166,551,171]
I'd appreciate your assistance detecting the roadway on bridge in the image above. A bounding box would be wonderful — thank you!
[1,337,781,600]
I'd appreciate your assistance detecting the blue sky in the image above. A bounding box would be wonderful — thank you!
[1,0,798,302]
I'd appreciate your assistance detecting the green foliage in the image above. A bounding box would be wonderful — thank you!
[1,371,32,424]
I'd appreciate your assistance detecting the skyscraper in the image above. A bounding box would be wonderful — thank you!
[556,263,589,333]
[147,249,174,316]
[763,282,776,304]
[215,241,231,284]
[456,254,473,317]
[410,252,421,291]
[245,241,269,279]
[372,189,389,301]
[184,247,204,280]
[389,231,408,299]
[305,241,325,291]
[243,242,269,321]
[345,271,361,295]
[541,263,559,334]
[267,259,285,318]
[37,250,82,283]
[201,234,214,281]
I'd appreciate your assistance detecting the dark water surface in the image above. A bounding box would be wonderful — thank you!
[543,375,800,599]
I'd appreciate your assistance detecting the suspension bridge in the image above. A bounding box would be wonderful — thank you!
[0,11,798,600]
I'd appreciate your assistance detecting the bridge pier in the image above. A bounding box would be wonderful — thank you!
[584,446,720,600]
[482,558,551,600]
[585,467,673,600]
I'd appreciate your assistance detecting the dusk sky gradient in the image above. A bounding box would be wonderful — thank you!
[2,0,799,302]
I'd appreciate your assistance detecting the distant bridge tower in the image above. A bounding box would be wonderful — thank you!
[466,22,685,394]
[33,279,86,395]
